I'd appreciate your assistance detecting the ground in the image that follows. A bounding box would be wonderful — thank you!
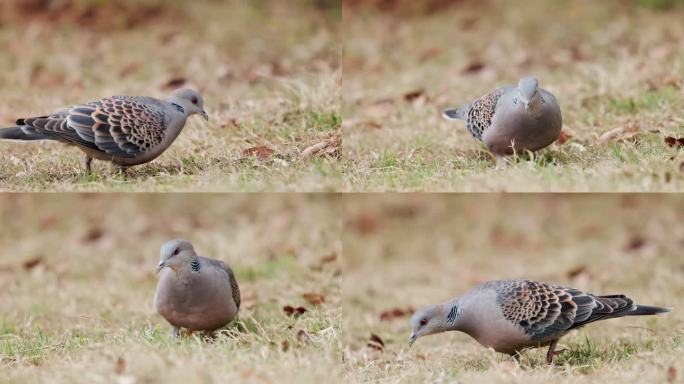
[342,0,684,191]
[0,0,341,192]
[0,194,342,383]
[342,194,683,382]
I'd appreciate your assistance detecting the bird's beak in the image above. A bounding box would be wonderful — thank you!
[201,110,209,121]
[156,260,165,274]
[408,333,417,348]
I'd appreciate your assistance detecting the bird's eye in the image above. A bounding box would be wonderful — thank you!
[172,248,180,256]
[419,318,428,326]
[191,96,198,105]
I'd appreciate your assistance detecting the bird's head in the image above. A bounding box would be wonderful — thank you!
[409,302,460,347]
[157,239,197,274]
[516,76,540,111]
[168,88,208,121]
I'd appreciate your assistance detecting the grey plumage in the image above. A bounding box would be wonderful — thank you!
[443,77,562,167]
[0,88,208,173]
[409,279,671,364]
[154,239,240,337]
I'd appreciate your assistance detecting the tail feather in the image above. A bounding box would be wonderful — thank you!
[0,127,50,141]
[630,304,672,316]
[442,104,469,121]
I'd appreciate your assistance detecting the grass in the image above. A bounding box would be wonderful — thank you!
[0,194,342,383]
[342,194,684,382]
[342,0,684,191]
[0,0,341,192]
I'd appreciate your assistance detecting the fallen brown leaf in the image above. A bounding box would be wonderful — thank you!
[664,136,684,148]
[367,333,385,351]
[164,77,187,89]
[242,146,275,162]
[598,123,640,144]
[667,365,677,382]
[296,329,310,343]
[566,265,587,279]
[281,339,289,352]
[22,257,43,270]
[625,235,647,251]
[556,130,572,145]
[379,307,414,321]
[81,227,104,243]
[115,356,126,374]
[462,60,485,74]
[283,305,307,318]
[302,292,325,306]
[319,253,337,264]
[403,89,425,102]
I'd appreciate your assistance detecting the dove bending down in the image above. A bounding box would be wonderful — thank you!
[0,88,208,174]
[154,239,240,337]
[443,77,562,168]
[409,279,670,364]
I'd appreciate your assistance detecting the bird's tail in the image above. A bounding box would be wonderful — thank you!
[0,127,50,140]
[442,104,469,121]
[630,304,672,316]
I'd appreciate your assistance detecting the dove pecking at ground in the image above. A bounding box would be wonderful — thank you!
[442,77,562,169]
[0,88,208,174]
[154,239,240,337]
[409,279,671,364]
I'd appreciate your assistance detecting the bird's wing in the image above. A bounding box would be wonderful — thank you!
[205,257,241,310]
[496,280,599,341]
[16,96,166,158]
[463,86,511,140]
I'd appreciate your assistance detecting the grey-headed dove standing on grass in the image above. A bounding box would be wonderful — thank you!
[443,77,562,169]
[0,88,208,174]
[409,279,671,364]
[154,239,240,337]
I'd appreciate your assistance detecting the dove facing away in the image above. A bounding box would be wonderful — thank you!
[0,88,208,174]
[443,77,562,168]
[409,279,670,364]
[154,239,240,337]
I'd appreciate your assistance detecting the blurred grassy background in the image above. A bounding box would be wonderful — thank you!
[342,0,684,191]
[0,0,340,191]
[0,194,341,383]
[342,194,683,382]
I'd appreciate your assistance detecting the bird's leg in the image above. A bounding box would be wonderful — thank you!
[546,339,559,365]
[495,155,506,170]
[82,154,92,174]
[114,164,127,178]
[168,325,180,338]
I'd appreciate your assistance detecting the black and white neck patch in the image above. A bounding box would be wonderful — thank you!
[190,259,201,272]
[170,103,185,114]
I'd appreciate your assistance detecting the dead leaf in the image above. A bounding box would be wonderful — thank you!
[300,133,340,160]
[283,305,307,318]
[667,366,677,382]
[81,227,104,243]
[302,292,325,306]
[598,123,640,144]
[115,356,126,374]
[242,146,275,161]
[367,333,385,351]
[281,339,289,352]
[22,257,43,270]
[625,235,647,251]
[419,47,441,62]
[403,89,425,102]
[664,136,684,148]
[566,265,587,279]
[350,213,380,235]
[164,77,187,89]
[379,307,414,321]
[320,253,337,264]
[119,62,141,78]
[462,60,485,74]
[556,130,572,145]
[296,329,310,343]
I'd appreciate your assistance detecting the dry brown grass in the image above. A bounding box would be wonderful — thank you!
[0,194,342,383]
[0,0,341,192]
[342,194,684,382]
[342,0,684,191]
